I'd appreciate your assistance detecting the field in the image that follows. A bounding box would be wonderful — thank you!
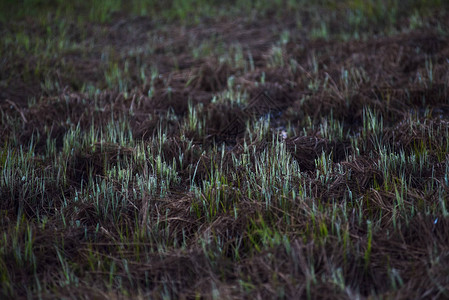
[1,0,449,298]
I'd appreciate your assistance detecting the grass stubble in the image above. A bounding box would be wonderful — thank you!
[1,0,449,299]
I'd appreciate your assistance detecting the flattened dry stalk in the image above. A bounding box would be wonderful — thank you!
[140,190,150,230]
[5,99,28,124]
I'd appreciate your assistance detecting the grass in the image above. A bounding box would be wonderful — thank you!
[1,0,449,299]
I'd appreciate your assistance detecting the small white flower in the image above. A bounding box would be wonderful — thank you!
[281,130,287,139]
